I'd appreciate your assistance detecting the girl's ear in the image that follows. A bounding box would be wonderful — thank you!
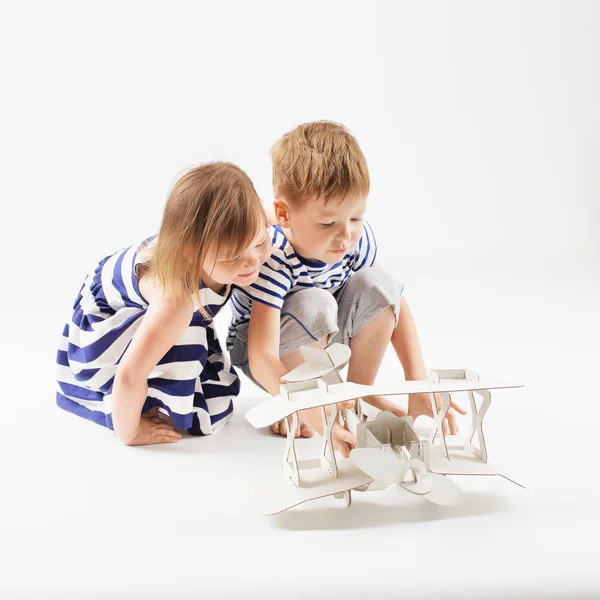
[273,198,291,228]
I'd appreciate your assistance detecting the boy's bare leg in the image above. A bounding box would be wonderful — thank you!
[347,306,407,417]
[269,336,330,438]
[391,296,466,434]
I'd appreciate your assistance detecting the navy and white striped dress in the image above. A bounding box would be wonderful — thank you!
[56,237,239,436]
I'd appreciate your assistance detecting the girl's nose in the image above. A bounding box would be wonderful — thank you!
[243,251,260,269]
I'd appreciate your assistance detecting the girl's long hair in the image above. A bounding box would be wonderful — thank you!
[149,162,265,317]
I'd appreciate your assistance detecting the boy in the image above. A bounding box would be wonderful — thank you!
[228,121,464,455]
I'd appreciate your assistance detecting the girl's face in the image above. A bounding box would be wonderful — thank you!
[204,228,271,288]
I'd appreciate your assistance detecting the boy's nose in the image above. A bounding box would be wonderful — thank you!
[337,225,352,241]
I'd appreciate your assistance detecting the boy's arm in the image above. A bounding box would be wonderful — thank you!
[391,296,427,380]
[371,261,466,431]
[391,295,466,432]
[248,302,325,432]
[247,301,288,396]
[247,301,356,454]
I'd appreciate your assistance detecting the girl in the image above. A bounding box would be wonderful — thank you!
[56,162,270,445]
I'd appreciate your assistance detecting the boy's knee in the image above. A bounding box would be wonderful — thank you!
[280,288,339,348]
[283,287,338,326]
[348,268,404,308]
[332,268,404,345]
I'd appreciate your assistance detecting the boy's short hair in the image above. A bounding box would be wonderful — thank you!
[271,121,370,205]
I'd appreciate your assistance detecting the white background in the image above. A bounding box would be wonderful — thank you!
[1,1,599,598]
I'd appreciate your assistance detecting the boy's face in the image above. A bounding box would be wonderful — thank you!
[275,194,367,263]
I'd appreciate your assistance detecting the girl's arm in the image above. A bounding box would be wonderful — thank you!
[111,279,193,444]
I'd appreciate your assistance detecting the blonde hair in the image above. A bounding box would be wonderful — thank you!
[271,121,370,205]
[149,162,265,316]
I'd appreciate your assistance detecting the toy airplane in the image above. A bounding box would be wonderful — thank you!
[245,344,524,515]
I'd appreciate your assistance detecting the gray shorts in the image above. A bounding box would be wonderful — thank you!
[229,267,404,389]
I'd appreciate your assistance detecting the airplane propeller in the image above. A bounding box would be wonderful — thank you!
[350,447,463,506]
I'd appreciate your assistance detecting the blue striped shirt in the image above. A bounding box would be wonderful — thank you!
[227,222,378,348]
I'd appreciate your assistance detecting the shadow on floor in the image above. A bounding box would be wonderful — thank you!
[271,490,512,531]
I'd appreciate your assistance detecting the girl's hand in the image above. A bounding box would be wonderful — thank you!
[408,392,466,436]
[126,407,183,446]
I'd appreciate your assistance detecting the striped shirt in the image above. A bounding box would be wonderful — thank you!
[227,222,378,348]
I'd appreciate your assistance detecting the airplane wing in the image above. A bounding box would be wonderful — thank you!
[281,344,351,383]
[245,379,523,428]
[245,388,354,428]
[256,458,373,515]
[280,363,337,383]
[360,379,523,397]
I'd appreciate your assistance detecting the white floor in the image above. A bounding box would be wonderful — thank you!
[2,260,599,599]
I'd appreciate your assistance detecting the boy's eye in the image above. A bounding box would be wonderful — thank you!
[319,222,335,229]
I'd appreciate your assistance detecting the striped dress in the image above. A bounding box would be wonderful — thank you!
[56,237,239,436]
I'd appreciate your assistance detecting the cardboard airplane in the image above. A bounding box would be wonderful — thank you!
[245,344,524,515]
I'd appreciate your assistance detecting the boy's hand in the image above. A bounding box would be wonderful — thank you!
[408,392,466,436]
[331,422,357,458]
[271,418,314,438]
[270,402,357,457]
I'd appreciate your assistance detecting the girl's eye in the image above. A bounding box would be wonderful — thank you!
[319,222,335,229]
[351,217,363,222]
[228,257,240,264]
[256,240,266,248]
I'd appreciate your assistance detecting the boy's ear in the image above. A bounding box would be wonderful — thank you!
[273,198,291,228]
